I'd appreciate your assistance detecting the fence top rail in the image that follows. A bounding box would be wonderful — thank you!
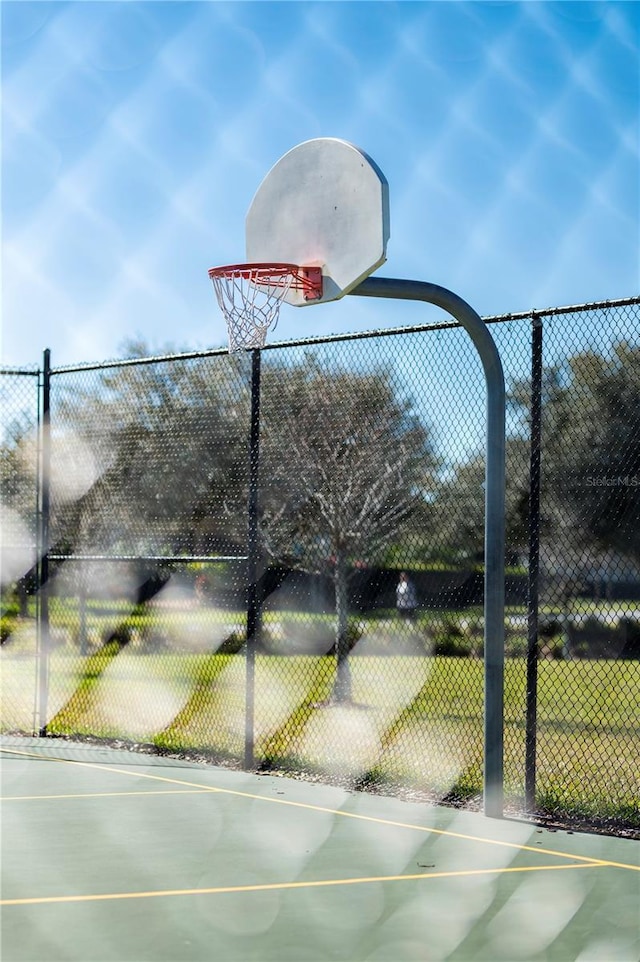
[0,366,40,376]
[9,293,638,377]
[48,345,229,376]
[48,554,249,563]
[483,294,640,324]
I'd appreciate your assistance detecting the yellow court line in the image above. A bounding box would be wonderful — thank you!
[1,861,599,907]
[3,747,638,872]
[1,789,213,802]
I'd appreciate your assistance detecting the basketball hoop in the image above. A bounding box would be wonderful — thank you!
[208,263,323,352]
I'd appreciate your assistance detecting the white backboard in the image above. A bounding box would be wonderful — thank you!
[246,138,390,306]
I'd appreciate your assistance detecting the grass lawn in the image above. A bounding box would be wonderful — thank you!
[2,637,638,827]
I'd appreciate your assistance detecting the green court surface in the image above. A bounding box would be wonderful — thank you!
[1,737,638,962]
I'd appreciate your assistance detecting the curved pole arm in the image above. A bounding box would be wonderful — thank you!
[350,275,506,818]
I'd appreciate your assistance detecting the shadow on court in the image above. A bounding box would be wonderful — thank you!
[1,736,638,962]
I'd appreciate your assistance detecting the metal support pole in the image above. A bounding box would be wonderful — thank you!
[244,349,262,769]
[351,277,506,817]
[38,349,52,736]
[525,317,543,810]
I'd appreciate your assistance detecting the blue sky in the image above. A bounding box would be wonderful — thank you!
[2,1,638,367]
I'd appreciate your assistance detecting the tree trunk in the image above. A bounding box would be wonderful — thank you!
[332,546,352,703]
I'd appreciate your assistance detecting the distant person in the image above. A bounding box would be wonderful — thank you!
[194,574,207,604]
[396,571,418,621]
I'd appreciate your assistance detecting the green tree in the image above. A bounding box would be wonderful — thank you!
[560,344,640,565]
[0,412,38,529]
[0,413,39,608]
[429,436,532,568]
[508,342,640,578]
[51,342,250,557]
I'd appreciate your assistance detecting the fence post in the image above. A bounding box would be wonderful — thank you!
[525,317,543,809]
[244,349,261,769]
[37,349,52,736]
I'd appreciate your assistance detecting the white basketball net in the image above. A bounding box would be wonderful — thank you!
[210,268,294,353]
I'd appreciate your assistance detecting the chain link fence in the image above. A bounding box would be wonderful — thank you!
[1,297,639,832]
[1,367,42,735]
[0,365,41,560]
